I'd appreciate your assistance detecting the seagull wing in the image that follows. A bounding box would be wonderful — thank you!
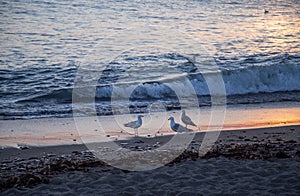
[124,120,140,128]
[172,122,192,133]
[177,124,193,133]
[172,123,180,132]
[182,114,197,127]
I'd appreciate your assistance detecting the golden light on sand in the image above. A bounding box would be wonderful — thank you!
[221,106,300,130]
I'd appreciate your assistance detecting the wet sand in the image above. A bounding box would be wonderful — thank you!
[1,102,300,148]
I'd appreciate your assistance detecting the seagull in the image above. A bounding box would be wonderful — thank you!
[124,115,144,137]
[264,9,269,14]
[181,110,197,128]
[168,116,192,133]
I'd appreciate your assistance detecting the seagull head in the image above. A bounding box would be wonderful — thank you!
[137,115,144,118]
[168,116,174,121]
[182,110,186,114]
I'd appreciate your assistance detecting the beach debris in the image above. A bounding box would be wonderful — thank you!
[294,150,300,161]
[153,142,161,148]
[134,139,144,144]
[17,143,30,150]
[1,132,299,190]
[275,151,290,158]
[47,153,56,157]
[284,140,297,144]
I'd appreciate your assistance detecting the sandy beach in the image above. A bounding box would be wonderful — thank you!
[1,125,299,194]
[1,0,300,195]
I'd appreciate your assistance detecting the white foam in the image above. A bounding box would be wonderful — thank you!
[92,64,300,100]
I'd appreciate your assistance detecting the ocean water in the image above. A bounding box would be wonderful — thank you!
[0,0,300,120]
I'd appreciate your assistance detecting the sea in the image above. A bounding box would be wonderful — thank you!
[1,0,300,120]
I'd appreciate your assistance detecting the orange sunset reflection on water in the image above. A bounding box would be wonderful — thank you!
[198,104,300,131]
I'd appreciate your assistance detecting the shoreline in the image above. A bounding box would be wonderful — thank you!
[1,101,300,148]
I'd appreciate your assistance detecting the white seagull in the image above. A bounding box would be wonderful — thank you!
[124,115,144,137]
[168,116,192,133]
[181,110,197,128]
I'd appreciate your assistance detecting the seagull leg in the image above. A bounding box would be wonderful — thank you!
[134,128,138,137]
[136,128,139,137]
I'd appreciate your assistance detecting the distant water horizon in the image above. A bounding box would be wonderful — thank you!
[1,0,300,120]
